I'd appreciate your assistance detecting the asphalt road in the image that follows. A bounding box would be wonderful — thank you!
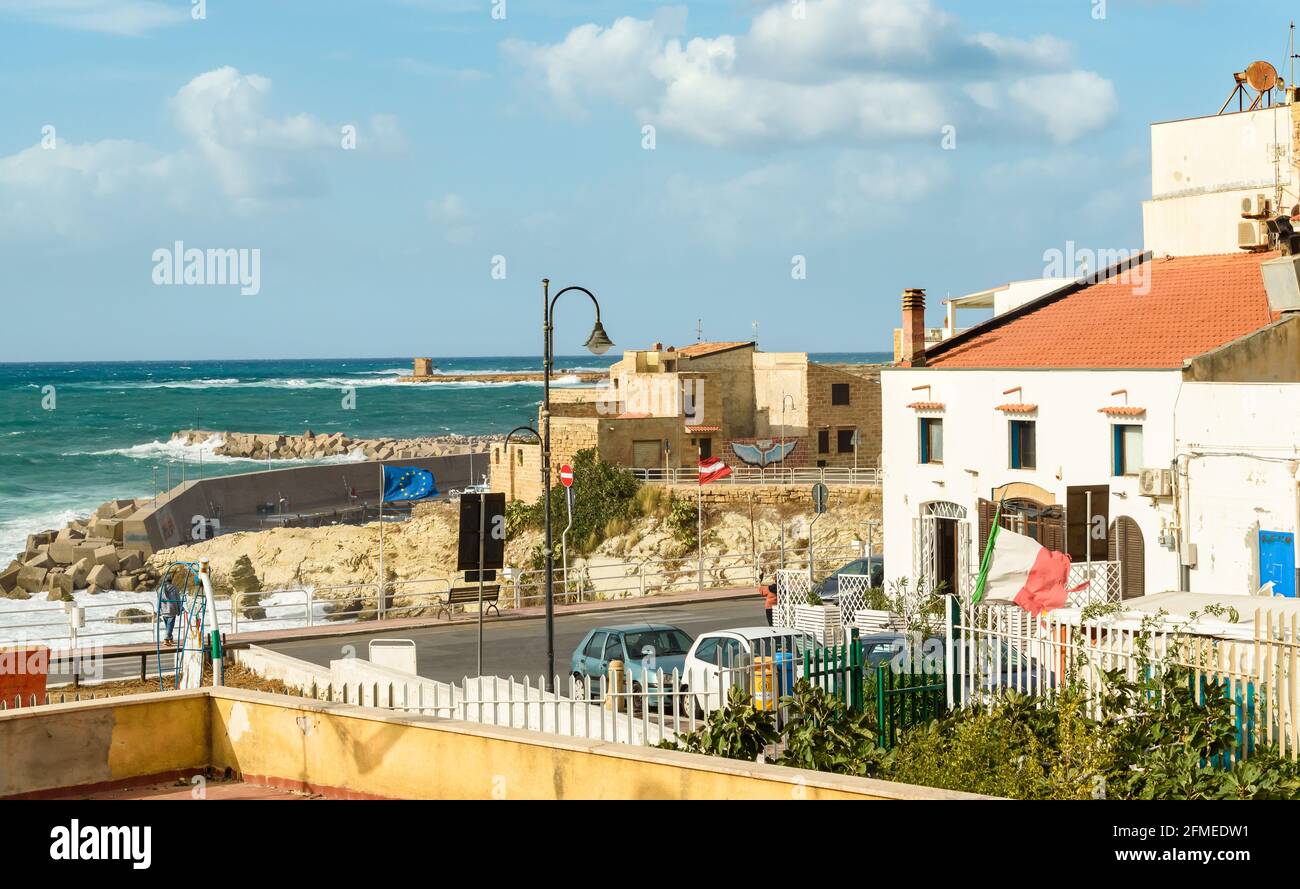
[265,597,767,683]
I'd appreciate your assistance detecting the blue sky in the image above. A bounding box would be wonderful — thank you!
[0,0,1293,360]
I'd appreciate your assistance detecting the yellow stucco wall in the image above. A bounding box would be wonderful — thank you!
[2,688,985,800]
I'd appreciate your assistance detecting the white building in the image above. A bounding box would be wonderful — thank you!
[883,251,1300,600]
[1143,102,1299,257]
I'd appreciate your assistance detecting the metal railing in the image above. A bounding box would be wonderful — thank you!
[0,545,865,647]
[630,466,882,486]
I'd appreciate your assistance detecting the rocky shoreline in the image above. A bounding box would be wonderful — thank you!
[397,369,604,384]
[175,428,498,461]
[2,499,162,601]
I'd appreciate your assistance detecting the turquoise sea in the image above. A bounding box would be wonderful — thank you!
[0,352,889,560]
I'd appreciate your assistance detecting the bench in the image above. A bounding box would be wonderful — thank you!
[438,585,501,620]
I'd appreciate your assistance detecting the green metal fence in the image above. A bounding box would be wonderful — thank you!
[875,663,946,750]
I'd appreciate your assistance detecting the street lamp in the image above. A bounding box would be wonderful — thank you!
[542,279,613,687]
[780,394,795,483]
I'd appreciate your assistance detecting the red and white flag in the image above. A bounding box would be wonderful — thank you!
[698,456,732,485]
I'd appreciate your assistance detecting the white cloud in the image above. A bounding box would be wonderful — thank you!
[506,0,1116,148]
[0,0,185,36]
[828,151,952,214]
[427,192,476,244]
[0,67,399,235]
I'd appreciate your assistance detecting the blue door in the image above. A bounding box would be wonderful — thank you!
[1259,530,1296,598]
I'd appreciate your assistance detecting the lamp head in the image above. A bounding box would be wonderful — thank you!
[584,320,614,356]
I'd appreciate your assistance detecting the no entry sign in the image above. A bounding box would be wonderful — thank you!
[559,464,574,488]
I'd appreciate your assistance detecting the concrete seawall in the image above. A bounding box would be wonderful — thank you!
[122,452,483,556]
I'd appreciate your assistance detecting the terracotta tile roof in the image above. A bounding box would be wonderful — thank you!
[996,403,1038,414]
[676,341,755,358]
[924,253,1279,369]
[1099,405,1146,416]
[906,402,945,411]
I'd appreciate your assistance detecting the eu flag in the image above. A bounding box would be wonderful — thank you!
[382,466,438,502]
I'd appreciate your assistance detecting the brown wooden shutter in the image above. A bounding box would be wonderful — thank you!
[1041,507,1067,554]
[978,498,995,555]
[1108,516,1145,599]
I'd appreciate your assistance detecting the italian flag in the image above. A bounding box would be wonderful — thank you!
[972,502,1084,614]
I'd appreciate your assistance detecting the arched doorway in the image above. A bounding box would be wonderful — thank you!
[916,501,970,598]
[1108,516,1145,599]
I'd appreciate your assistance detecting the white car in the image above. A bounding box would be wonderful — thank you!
[681,627,816,717]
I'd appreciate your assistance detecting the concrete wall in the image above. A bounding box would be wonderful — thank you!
[233,645,332,691]
[0,688,985,800]
[1143,105,1297,257]
[1184,316,1300,383]
[126,453,479,554]
[880,367,1183,596]
[1175,382,1300,596]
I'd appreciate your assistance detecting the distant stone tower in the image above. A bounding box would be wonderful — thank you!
[413,358,434,377]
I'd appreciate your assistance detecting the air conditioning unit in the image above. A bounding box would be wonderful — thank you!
[1241,194,1272,219]
[1239,220,1269,249]
[1138,468,1173,497]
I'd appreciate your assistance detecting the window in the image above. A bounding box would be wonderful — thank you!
[1009,420,1036,470]
[1112,424,1143,476]
[583,632,606,658]
[837,429,856,453]
[694,637,720,664]
[919,418,943,464]
[817,429,830,453]
[831,383,850,405]
[603,634,625,661]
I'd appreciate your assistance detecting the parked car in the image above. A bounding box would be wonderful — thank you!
[681,627,817,716]
[859,631,1049,695]
[568,624,693,707]
[817,555,884,603]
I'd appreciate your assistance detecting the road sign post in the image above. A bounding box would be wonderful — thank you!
[810,482,828,584]
[559,465,574,594]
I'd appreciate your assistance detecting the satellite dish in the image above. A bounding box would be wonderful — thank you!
[1246,60,1278,92]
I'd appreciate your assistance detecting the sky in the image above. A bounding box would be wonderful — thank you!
[0,0,1295,361]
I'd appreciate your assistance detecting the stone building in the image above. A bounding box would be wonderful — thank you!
[491,341,882,501]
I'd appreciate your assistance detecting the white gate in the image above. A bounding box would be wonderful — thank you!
[834,573,872,627]
[775,569,810,629]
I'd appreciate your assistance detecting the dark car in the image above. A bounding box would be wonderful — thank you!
[817,555,884,602]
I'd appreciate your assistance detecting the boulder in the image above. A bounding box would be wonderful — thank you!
[44,572,74,598]
[0,561,21,594]
[24,552,54,570]
[93,545,120,571]
[118,550,143,573]
[89,518,123,542]
[69,557,95,588]
[17,566,48,593]
[26,531,55,551]
[111,505,135,521]
[114,607,150,625]
[87,564,115,589]
[55,527,85,543]
[73,539,112,562]
[113,576,137,592]
[48,541,77,565]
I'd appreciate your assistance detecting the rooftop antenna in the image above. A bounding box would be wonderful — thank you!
[751,319,759,343]
[1219,60,1279,114]
[696,318,703,342]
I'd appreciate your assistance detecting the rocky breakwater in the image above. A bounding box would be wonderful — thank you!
[1,499,163,601]
[176,429,499,462]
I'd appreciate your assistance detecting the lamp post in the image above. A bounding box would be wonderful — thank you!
[780,394,795,484]
[542,279,613,688]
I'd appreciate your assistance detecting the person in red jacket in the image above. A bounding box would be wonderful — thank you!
[760,577,778,626]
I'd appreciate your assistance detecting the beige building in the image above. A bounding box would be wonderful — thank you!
[491,341,882,501]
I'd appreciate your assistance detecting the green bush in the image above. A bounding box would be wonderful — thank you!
[666,494,698,551]
[670,687,778,761]
[506,449,641,555]
[778,681,882,777]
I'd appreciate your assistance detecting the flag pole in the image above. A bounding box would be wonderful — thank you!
[378,464,384,620]
[697,446,703,592]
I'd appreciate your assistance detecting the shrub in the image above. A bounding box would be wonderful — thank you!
[671,687,778,761]
[506,449,640,556]
[666,495,698,550]
[778,681,882,777]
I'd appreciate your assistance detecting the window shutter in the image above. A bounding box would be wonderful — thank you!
[978,498,995,555]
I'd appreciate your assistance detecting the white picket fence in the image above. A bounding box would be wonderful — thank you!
[944,596,1300,761]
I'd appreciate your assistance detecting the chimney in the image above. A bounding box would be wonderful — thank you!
[900,288,927,367]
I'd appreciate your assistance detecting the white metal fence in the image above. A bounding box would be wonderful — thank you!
[630,466,882,486]
[944,596,1300,761]
[0,545,866,647]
